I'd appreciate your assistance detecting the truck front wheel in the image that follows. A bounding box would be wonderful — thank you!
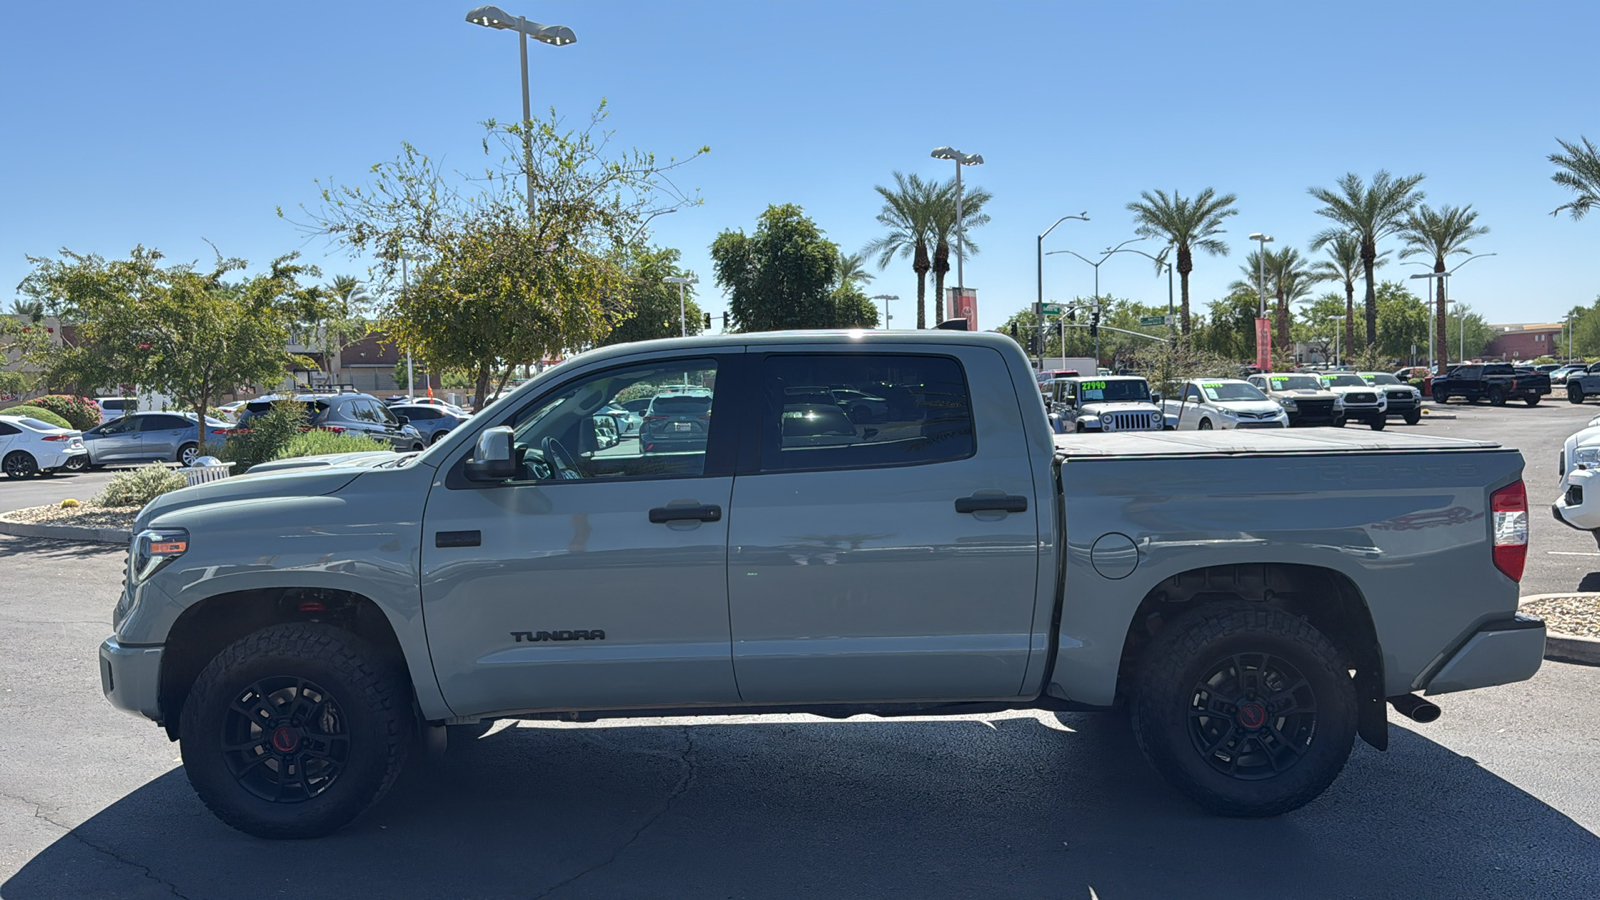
[1571,385,1585,404]
[179,623,412,839]
[1128,602,1357,817]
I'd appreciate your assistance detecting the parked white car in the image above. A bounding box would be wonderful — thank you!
[1161,379,1289,430]
[0,414,88,478]
[1553,420,1600,539]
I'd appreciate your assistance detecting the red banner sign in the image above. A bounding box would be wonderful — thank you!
[1255,318,1272,371]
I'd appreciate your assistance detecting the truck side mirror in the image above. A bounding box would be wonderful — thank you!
[465,426,517,481]
[395,415,409,426]
[1151,391,1162,404]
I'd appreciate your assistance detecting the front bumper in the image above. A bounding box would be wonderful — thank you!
[1552,468,1600,531]
[99,637,164,721]
[1420,615,1546,695]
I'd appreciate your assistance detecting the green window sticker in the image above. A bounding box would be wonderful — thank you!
[1270,377,1290,389]
[1081,381,1107,390]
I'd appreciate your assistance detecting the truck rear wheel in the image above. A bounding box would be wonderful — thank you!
[1571,385,1585,404]
[179,623,412,839]
[1128,602,1357,817]
[1489,387,1506,406]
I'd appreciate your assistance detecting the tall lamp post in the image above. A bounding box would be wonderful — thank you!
[465,6,577,222]
[1035,213,1090,370]
[663,274,697,337]
[1113,245,1176,336]
[930,146,984,300]
[1247,233,1274,317]
[1439,252,1496,365]
[870,294,899,328]
[1047,236,1148,364]
[1409,271,1446,373]
[1332,315,1346,366]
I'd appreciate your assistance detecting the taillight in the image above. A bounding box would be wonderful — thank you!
[43,434,72,442]
[1491,480,1528,581]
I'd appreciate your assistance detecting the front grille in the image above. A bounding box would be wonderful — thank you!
[1104,411,1161,432]
[1384,390,1416,407]
[1237,421,1284,429]
[1346,392,1377,404]
[1296,399,1335,416]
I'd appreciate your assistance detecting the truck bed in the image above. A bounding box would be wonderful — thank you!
[1053,429,1500,458]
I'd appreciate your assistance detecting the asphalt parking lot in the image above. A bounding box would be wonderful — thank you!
[1,398,1598,898]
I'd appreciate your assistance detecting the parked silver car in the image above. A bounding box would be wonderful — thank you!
[81,412,232,467]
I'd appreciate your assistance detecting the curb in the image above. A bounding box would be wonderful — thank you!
[0,518,130,544]
[1518,593,1600,667]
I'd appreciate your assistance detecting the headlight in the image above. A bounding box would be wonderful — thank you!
[132,528,188,583]
[1218,408,1239,417]
[1575,447,1600,471]
[1280,398,1298,411]
[1333,396,1345,408]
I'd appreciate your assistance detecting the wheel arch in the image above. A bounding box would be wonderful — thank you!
[158,587,409,740]
[1114,562,1389,750]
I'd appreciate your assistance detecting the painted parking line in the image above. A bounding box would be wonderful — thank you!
[1547,551,1600,557]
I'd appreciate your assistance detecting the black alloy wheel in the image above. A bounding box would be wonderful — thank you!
[1186,652,1319,782]
[1571,385,1585,404]
[1490,388,1506,406]
[221,676,351,804]
[3,451,37,479]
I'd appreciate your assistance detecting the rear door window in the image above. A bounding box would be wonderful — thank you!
[757,354,974,473]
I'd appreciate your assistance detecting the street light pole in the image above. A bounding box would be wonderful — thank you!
[930,146,984,313]
[1409,271,1446,373]
[1247,233,1274,317]
[1046,237,1147,365]
[870,294,899,328]
[1437,253,1497,366]
[465,6,578,222]
[663,274,697,337]
[1035,213,1090,370]
[401,254,415,398]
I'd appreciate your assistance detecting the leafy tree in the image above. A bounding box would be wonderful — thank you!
[1374,281,1429,363]
[711,204,841,332]
[928,178,992,324]
[863,172,938,329]
[1565,297,1600,357]
[1308,170,1425,346]
[601,245,704,346]
[1441,302,1498,362]
[1550,136,1600,220]
[1398,204,1489,374]
[23,246,313,448]
[1199,289,1261,360]
[1126,188,1238,334]
[830,284,880,329]
[1297,293,1347,364]
[1231,248,1314,350]
[835,251,874,290]
[288,103,707,406]
[1311,233,1388,359]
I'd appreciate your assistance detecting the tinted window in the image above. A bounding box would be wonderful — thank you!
[0,421,18,436]
[506,359,719,481]
[140,415,190,431]
[758,354,973,473]
[400,406,440,420]
[17,417,64,432]
[1484,365,1515,375]
[1077,379,1149,402]
[100,398,131,411]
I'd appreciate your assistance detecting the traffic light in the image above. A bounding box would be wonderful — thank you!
[703,312,712,331]
[1008,322,1019,343]
[1028,329,1040,355]
[1089,306,1100,339]
[1067,306,1077,323]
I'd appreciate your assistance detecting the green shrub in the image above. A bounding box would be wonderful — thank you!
[1,405,72,429]
[273,430,388,460]
[220,401,308,473]
[94,464,187,508]
[31,395,101,431]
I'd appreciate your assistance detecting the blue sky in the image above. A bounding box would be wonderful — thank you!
[3,1,1596,334]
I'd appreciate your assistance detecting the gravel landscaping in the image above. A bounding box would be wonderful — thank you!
[1521,595,1600,639]
[0,504,140,530]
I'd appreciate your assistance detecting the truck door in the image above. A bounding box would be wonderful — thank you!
[726,346,1041,702]
[420,354,742,716]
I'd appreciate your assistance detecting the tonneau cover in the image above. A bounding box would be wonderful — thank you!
[1054,429,1500,459]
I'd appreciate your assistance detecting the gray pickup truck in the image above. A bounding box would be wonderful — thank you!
[100,331,1546,839]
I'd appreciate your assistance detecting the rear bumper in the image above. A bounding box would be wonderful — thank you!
[1420,615,1546,695]
[99,637,164,721]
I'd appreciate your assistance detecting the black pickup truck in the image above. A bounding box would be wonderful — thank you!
[1430,364,1550,407]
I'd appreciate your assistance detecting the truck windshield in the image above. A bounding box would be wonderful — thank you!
[1323,375,1368,388]
[1267,375,1321,391]
[1363,373,1402,385]
[1079,380,1149,402]
[1200,382,1267,402]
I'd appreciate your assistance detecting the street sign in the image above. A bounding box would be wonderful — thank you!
[1140,315,1172,327]
[1042,303,1064,316]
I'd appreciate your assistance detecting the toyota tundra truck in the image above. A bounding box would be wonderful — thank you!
[100,331,1546,839]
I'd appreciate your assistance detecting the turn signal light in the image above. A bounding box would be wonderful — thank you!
[1490,480,1528,582]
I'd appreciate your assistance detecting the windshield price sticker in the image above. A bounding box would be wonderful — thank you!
[1270,377,1290,389]
[1081,381,1107,390]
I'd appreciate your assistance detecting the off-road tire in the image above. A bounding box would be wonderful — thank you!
[1368,416,1386,431]
[1128,602,1357,817]
[1490,388,1506,407]
[179,623,412,839]
[1433,388,1449,404]
[1570,385,1585,404]
[1526,395,1540,407]
[1403,410,1421,426]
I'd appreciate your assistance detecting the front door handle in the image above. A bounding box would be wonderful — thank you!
[649,504,722,524]
[955,495,1028,514]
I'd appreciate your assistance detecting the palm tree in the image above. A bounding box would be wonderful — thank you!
[1311,233,1388,359]
[927,178,992,327]
[1399,204,1489,374]
[863,173,938,329]
[1230,248,1315,351]
[1550,136,1600,220]
[835,251,874,290]
[1308,170,1425,346]
[8,299,44,322]
[1126,188,1238,335]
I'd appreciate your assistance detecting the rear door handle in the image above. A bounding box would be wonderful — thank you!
[649,504,722,524]
[955,495,1028,514]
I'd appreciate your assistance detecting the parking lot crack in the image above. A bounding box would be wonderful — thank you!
[0,787,193,900]
[531,726,698,899]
